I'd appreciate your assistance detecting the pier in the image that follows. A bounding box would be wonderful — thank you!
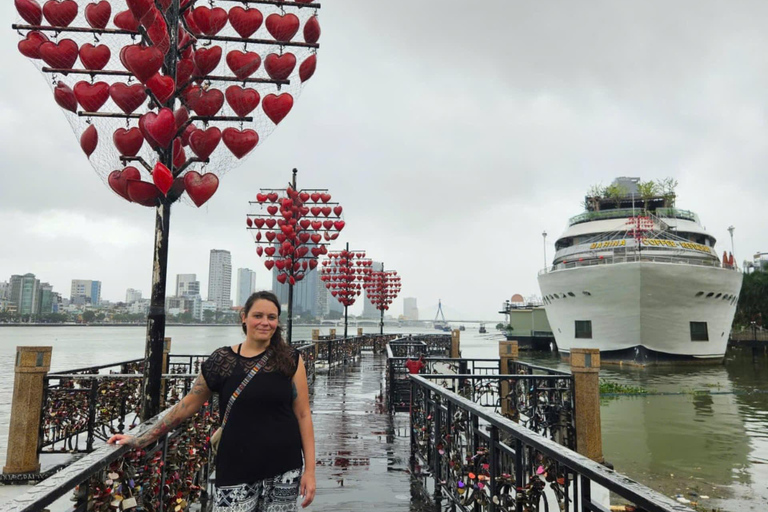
[0,334,695,512]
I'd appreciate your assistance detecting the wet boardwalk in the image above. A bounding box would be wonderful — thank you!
[309,352,428,512]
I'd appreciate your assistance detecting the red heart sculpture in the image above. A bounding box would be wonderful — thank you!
[84,1,111,29]
[39,39,78,69]
[254,217,265,227]
[125,0,152,22]
[15,0,43,25]
[265,246,276,256]
[226,50,261,80]
[276,273,287,284]
[299,219,311,229]
[194,46,222,76]
[265,13,299,42]
[309,260,318,270]
[188,127,222,160]
[225,86,260,117]
[184,171,219,207]
[176,57,195,86]
[333,206,343,216]
[145,12,170,54]
[141,107,175,147]
[263,53,296,81]
[320,193,331,203]
[275,260,286,271]
[121,44,163,82]
[310,193,320,202]
[174,106,189,130]
[228,6,263,38]
[180,123,196,146]
[43,0,78,27]
[73,81,109,112]
[53,81,77,112]
[191,6,228,36]
[267,205,278,215]
[80,124,98,157]
[109,82,146,114]
[321,206,331,216]
[255,246,263,256]
[299,54,317,83]
[108,166,141,200]
[113,127,144,156]
[304,16,321,44]
[18,31,48,59]
[322,220,333,230]
[264,260,275,270]
[311,233,321,243]
[222,128,258,158]
[113,9,139,31]
[173,139,186,168]
[79,43,110,70]
[262,93,293,125]
[185,86,224,116]
[334,221,345,230]
[126,179,162,207]
[152,162,173,195]
[146,73,175,104]
[310,220,321,229]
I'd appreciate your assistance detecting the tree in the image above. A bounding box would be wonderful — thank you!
[203,310,215,323]
[636,180,659,212]
[734,271,768,329]
[82,310,96,323]
[604,183,628,209]
[659,177,678,207]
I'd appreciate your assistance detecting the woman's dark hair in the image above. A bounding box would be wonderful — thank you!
[242,291,297,378]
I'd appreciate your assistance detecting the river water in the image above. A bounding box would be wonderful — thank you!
[1,324,766,511]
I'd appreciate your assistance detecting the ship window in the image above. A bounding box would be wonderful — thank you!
[582,291,592,296]
[567,292,575,297]
[575,320,592,339]
[715,293,722,299]
[553,294,560,299]
[695,292,704,297]
[706,292,714,298]
[690,322,709,342]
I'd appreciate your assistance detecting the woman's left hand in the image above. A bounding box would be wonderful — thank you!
[300,472,316,508]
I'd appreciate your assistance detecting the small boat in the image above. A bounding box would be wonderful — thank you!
[479,324,487,334]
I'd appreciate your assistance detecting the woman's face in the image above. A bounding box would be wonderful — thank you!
[242,299,279,342]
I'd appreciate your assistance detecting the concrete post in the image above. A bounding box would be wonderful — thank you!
[450,329,461,358]
[570,348,603,463]
[3,346,52,474]
[311,329,319,341]
[357,327,363,336]
[498,341,518,418]
[329,328,336,340]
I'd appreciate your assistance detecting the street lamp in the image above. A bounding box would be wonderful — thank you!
[542,231,548,271]
[727,225,735,262]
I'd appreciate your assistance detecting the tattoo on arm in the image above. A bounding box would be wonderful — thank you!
[135,402,184,447]
[292,382,298,401]
[190,374,207,396]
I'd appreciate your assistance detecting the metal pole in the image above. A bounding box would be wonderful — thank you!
[728,225,735,263]
[542,231,548,271]
[380,262,385,335]
[344,242,349,339]
[286,169,298,346]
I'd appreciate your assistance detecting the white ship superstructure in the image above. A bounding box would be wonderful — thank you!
[538,178,742,365]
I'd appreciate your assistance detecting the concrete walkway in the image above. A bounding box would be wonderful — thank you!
[308,352,432,512]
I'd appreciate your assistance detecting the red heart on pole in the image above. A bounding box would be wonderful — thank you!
[39,39,78,69]
[256,193,267,203]
[262,93,294,125]
[309,260,318,270]
[108,166,141,201]
[174,106,189,129]
[109,83,146,114]
[334,220,345,231]
[265,232,276,242]
[310,234,321,243]
[15,0,43,25]
[188,127,222,160]
[84,1,111,29]
[125,0,152,22]
[184,171,219,207]
[299,192,310,202]
[267,205,278,215]
[304,15,321,44]
[264,260,275,270]
[113,9,139,31]
[276,273,287,284]
[321,206,331,216]
[18,31,49,59]
[225,86,260,118]
[141,107,175,147]
[146,73,175,104]
[226,50,261,80]
[113,127,144,156]
[265,218,276,227]
[265,13,300,42]
[185,86,224,116]
[152,162,173,195]
[176,57,194,87]
[191,6,228,36]
[333,205,343,216]
[145,12,170,53]
[275,260,285,270]
[263,53,296,81]
[299,219,311,229]
[79,43,110,70]
[121,44,163,82]
[73,81,109,112]
[173,138,186,168]
[53,81,77,112]
[254,218,265,227]
[194,46,222,76]
[80,124,98,157]
[126,178,162,207]
[43,0,78,27]
[228,6,263,38]
[222,128,258,158]
[256,246,263,256]
[265,246,276,257]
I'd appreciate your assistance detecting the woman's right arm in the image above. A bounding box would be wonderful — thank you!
[108,373,213,449]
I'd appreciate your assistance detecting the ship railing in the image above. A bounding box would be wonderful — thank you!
[568,207,699,226]
[539,253,724,275]
[410,375,695,512]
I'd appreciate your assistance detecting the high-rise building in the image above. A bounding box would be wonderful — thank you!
[403,297,419,321]
[38,283,55,315]
[10,274,41,316]
[362,262,382,318]
[208,250,232,310]
[70,279,101,305]
[125,288,143,303]
[236,268,257,307]
[0,281,8,300]
[176,274,200,297]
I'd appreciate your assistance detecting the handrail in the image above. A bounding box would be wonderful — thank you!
[540,253,727,275]
[568,207,699,227]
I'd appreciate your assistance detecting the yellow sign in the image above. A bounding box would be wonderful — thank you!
[590,240,626,249]
[589,238,713,254]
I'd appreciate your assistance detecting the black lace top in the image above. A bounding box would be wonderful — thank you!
[201,345,302,485]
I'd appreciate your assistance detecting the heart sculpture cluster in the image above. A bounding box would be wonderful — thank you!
[363,269,401,311]
[14,0,321,207]
[247,186,344,284]
[319,250,373,307]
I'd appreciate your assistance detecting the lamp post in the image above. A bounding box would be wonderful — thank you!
[542,231,548,271]
[728,225,735,262]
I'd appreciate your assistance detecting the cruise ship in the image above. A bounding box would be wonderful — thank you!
[538,177,743,365]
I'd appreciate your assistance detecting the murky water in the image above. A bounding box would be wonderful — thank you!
[1,324,767,511]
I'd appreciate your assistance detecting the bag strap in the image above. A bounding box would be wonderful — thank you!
[221,346,270,430]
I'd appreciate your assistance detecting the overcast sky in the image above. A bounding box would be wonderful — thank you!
[3,1,767,320]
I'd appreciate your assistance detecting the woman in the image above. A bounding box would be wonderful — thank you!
[108,291,316,511]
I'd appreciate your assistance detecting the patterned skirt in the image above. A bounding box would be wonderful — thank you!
[213,468,302,512]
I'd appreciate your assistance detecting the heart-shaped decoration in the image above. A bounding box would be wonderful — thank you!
[267,205,278,215]
[176,57,194,86]
[113,9,139,31]
[194,46,222,76]
[262,93,294,125]
[113,127,144,156]
[109,83,146,114]
[299,55,317,82]
[333,206,343,216]
[126,178,162,207]
[256,246,263,256]
[254,218,265,227]
[108,166,141,200]
[125,0,152,22]
[228,6,263,38]
[79,43,111,70]
[18,31,49,59]
[191,6,228,36]
[265,217,276,227]
[152,162,173,195]
[80,124,98,157]
[53,81,77,112]
[73,81,109,112]
[146,73,175,104]
[43,0,78,27]
[188,127,222,160]
[265,13,300,42]
[39,39,78,69]
[264,260,275,270]
[84,1,111,29]
[121,44,163,82]
[226,50,261,80]
[265,246,276,256]
[185,86,224,116]
[334,220,345,231]
[15,0,43,25]
[304,15,321,44]
[222,128,258,158]
[276,273,287,284]
[310,233,321,243]
[184,171,219,207]
[225,86,260,117]
[263,53,296,81]
[141,107,176,147]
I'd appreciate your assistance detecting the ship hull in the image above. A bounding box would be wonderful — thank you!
[538,261,743,366]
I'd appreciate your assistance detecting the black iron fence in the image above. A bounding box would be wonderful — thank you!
[410,375,694,512]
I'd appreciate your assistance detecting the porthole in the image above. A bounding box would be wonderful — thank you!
[706,292,714,298]
[715,293,722,299]
[695,291,704,297]
[583,291,592,296]
[567,292,575,297]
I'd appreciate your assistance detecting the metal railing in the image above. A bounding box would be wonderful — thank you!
[410,375,694,512]
[568,207,699,226]
[540,253,724,275]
